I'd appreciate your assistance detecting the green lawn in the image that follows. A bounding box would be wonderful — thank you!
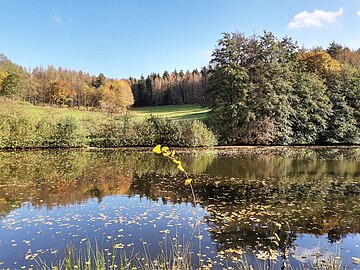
[130,105,210,121]
[11,101,210,121]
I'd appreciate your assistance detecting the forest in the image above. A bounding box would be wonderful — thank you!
[0,54,208,112]
[0,31,360,145]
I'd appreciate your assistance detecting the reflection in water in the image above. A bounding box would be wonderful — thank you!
[0,147,360,268]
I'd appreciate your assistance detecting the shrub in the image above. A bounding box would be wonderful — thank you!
[0,100,217,148]
[86,116,217,148]
[0,103,87,148]
[0,104,37,148]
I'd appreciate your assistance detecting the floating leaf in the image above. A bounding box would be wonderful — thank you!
[152,145,162,154]
[184,178,192,185]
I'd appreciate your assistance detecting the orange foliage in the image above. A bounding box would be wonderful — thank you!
[52,80,76,106]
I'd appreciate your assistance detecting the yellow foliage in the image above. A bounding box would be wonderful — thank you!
[152,144,162,154]
[0,71,8,91]
[300,50,342,74]
[52,80,76,105]
[153,145,193,187]
[172,159,182,165]
[184,178,192,185]
[100,80,134,114]
[177,164,185,172]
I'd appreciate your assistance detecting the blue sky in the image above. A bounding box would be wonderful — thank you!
[1,0,360,78]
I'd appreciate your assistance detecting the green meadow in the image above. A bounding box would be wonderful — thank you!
[17,102,210,121]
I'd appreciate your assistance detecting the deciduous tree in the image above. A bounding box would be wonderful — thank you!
[100,80,134,114]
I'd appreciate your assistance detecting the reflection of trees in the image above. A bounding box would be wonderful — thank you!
[205,148,360,181]
[0,149,215,216]
[195,176,360,255]
[1,146,360,255]
[128,170,360,255]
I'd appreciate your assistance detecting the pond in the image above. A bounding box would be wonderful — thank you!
[0,146,360,269]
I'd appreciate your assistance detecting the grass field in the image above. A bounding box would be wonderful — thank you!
[130,105,210,121]
[19,103,107,120]
[8,101,210,121]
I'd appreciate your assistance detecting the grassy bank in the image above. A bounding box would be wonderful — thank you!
[0,99,216,148]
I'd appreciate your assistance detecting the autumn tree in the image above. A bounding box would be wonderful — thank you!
[299,49,341,75]
[327,42,360,68]
[0,54,26,98]
[100,80,134,114]
[52,80,76,106]
[92,73,107,89]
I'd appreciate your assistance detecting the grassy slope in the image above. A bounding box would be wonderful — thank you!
[20,103,106,120]
[16,102,210,121]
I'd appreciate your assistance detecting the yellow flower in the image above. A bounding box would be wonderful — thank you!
[162,152,170,157]
[172,159,182,165]
[161,146,169,152]
[184,178,192,185]
[177,164,185,172]
[171,150,176,157]
[153,145,162,154]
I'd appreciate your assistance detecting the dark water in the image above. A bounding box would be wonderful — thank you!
[0,147,360,269]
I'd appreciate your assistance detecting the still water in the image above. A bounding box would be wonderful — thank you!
[0,147,359,269]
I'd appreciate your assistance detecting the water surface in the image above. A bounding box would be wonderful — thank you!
[0,147,359,269]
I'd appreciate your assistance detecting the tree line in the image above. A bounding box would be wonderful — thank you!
[1,31,360,145]
[0,54,208,111]
[0,56,134,114]
[130,68,208,106]
[207,32,360,145]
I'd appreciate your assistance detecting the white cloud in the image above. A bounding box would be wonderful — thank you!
[52,14,63,24]
[288,7,343,29]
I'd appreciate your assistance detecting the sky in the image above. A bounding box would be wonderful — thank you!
[1,0,360,78]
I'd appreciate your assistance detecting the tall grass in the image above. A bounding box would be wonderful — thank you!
[37,241,348,270]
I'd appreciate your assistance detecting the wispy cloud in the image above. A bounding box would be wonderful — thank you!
[52,14,63,24]
[288,7,343,29]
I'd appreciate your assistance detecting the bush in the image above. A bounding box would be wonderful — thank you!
[0,108,36,148]
[87,116,217,148]
[0,104,87,148]
[0,100,217,148]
